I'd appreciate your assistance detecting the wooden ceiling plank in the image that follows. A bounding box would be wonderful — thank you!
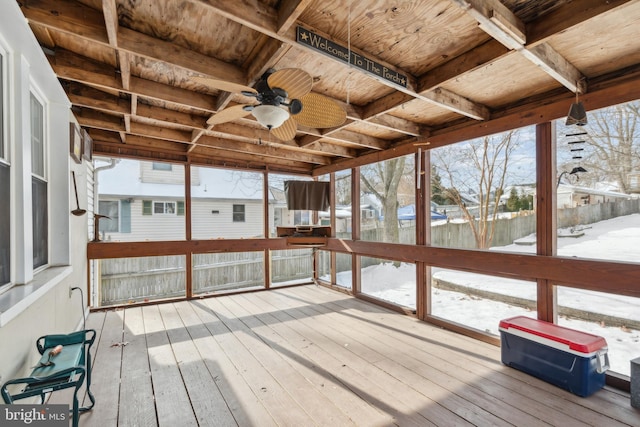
[523,43,587,94]
[362,92,416,119]
[277,0,314,35]
[192,0,279,34]
[21,0,109,44]
[76,111,124,133]
[136,104,207,129]
[197,135,330,165]
[89,128,122,144]
[488,3,526,44]
[418,39,510,92]
[101,0,118,46]
[302,141,356,158]
[367,115,425,137]
[129,122,193,143]
[24,0,247,85]
[65,81,130,115]
[451,0,586,94]
[118,51,131,90]
[425,88,490,121]
[191,144,314,170]
[110,134,188,153]
[320,130,390,150]
[52,50,218,112]
[198,1,489,120]
[116,27,246,84]
[245,39,292,84]
[451,0,523,50]
[526,0,633,46]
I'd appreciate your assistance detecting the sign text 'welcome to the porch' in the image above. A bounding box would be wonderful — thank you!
[296,26,408,88]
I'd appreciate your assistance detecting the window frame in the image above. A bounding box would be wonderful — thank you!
[152,162,172,171]
[153,201,177,215]
[0,46,6,162]
[0,46,9,289]
[29,88,48,271]
[232,204,245,222]
[98,200,120,233]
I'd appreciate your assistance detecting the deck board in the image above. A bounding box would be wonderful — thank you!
[119,307,156,427]
[78,285,639,427]
[82,310,124,427]
[143,305,198,427]
[302,286,638,426]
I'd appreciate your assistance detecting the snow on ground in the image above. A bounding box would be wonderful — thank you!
[334,213,640,376]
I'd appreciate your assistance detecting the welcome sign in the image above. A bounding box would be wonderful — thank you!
[296,26,408,88]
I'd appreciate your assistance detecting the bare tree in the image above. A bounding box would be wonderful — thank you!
[432,130,519,249]
[574,101,640,192]
[360,156,411,243]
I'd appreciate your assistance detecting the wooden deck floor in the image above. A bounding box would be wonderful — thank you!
[74,285,638,426]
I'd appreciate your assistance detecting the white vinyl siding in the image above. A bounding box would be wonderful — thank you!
[191,199,264,240]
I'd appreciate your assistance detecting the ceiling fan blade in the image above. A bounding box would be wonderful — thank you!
[294,93,347,128]
[207,104,252,125]
[270,117,297,141]
[267,68,313,99]
[192,76,257,95]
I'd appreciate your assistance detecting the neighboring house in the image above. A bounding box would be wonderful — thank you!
[557,184,638,208]
[97,159,265,241]
[96,159,326,241]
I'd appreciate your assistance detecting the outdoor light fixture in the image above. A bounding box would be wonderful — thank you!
[557,166,588,187]
[566,88,588,126]
[570,166,587,174]
[251,105,289,130]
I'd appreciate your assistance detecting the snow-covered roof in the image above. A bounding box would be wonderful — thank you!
[557,184,638,199]
[97,159,264,200]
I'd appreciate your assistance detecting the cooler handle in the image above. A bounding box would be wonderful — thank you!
[596,349,609,374]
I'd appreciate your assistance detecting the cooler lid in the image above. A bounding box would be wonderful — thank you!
[499,315,607,354]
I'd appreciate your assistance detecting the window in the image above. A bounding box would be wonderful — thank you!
[233,204,245,222]
[152,162,172,171]
[0,163,8,286]
[154,201,176,214]
[99,201,120,232]
[0,51,9,286]
[31,93,47,269]
[360,155,415,244]
[0,51,4,160]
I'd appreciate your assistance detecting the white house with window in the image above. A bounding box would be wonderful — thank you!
[95,159,272,241]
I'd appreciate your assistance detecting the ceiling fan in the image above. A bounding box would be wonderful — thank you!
[193,68,347,141]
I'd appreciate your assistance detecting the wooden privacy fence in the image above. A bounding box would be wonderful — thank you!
[98,199,638,306]
[99,249,313,306]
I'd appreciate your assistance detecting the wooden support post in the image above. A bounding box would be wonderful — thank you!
[536,121,557,322]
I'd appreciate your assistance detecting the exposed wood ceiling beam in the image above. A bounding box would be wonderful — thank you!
[22,0,247,84]
[451,0,586,94]
[193,0,489,121]
[69,82,348,164]
[276,0,313,34]
[25,1,428,142]
[526,0,633,45]
[55,50,406,152]
[196,135,331,165]
[51,49,218,112]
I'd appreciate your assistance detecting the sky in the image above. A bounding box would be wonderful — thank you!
[333,213,640,377]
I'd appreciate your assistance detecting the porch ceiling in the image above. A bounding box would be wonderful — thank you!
[17,0,640,175]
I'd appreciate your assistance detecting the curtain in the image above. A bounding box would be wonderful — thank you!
[284,181,330,211]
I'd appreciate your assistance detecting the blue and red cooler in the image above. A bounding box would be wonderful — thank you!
[499,315,609,397]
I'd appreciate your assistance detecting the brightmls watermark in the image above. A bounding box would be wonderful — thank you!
[0,405,67,426]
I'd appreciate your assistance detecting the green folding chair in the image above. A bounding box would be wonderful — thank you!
[1,329,96,427]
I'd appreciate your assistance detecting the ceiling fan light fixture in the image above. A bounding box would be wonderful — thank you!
[252,105,290,129]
